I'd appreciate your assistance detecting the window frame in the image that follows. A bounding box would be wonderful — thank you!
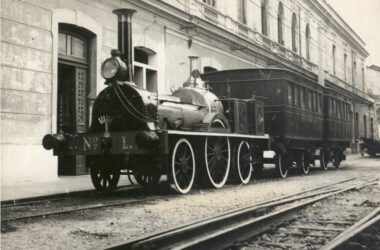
[277,2,284,45]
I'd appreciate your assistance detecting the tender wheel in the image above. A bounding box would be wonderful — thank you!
[90,167,120,193]
[275,153,288,178]
[205,135,231,188]
[170,138,196,194]
[319,150,328,170]
[236,141,253,184]
[134,172,161,188]
[297,151,310,175]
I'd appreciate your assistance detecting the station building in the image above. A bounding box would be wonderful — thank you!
[0,0,375,185]
[366,65,380,139]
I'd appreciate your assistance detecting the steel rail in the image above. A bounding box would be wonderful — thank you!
[321,207,380,250]
[1,186,155,222]
[1,183,136,208]
[107,178,378,250]
[0,177,356,223]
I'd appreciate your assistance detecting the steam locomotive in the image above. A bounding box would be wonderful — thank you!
[43,8,349,194]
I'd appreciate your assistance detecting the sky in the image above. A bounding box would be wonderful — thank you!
[327,0,380,66]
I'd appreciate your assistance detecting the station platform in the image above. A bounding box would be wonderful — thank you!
[1,175,132,203]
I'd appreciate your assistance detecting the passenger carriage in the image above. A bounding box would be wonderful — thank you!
[202,68,350,177]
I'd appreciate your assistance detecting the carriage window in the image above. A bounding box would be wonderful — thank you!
[304,89,308,110]
[333,100,337,116]
[288,85,293,105]
[344,104,347,120]
[308,91,312,110]
[294,86,299,106]
[316,94,319,113]
[337,101,340,117]
[342,103,345,120]
[331,99,336,116]
[337,101,341,119]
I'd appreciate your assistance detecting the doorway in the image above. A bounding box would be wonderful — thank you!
[57,24,91,175]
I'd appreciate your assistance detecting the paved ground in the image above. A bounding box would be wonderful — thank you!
[1,155,379,250]
[1,175,132,202]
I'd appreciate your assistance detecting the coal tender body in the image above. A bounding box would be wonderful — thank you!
[42,9,269,194]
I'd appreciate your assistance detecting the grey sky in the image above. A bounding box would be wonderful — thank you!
[327,0,380,66]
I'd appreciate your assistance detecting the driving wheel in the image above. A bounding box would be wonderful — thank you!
[170,138,196,194]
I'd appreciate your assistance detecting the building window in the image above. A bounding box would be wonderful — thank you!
[134,47,158,92]
[239,0,247,24]
[361,67,365,90]
[353,60,357,86]
[344,53,348,81]
[202,0,216,7]
[277,2,284,45]
[305,24,311,60]
[332,45,336,75]
[261,0,268,36]
[291,13,298,52]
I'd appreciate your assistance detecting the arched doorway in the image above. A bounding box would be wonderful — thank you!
[57,23,94,175]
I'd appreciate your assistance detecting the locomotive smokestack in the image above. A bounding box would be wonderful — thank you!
[113,8,136,82]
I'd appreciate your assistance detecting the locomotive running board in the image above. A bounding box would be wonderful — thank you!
[166,130,269,140]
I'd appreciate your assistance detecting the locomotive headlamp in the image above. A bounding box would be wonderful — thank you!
[101,49,128,81]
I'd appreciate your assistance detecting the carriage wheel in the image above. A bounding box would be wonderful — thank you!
[134,172,161,188]
[319,150,328,170]
[170,138,196,194]
[236,141,253,184]
[275,153,288,178]
[90,166,120,193]
[205,135,231,188]
[297,152,310,175]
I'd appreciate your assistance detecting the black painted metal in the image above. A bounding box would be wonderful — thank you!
[113,8,136,82]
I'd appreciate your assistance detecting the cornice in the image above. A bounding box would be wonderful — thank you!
[305,0,369,58]
[123,0,318,80]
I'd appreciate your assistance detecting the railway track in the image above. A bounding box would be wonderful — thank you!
[1,177,355,223]
[1,184,170,223]
[106,177,379,250]
[321,207,380,250]
[1,175,356,224]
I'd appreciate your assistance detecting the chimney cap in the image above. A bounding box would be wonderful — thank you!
[113,8,136,17]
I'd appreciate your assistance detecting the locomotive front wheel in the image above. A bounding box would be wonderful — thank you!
[236,141,253,184]
[275,153,288,178]
[170,138,196,194]
[90,167,120,193]
[205,136,231,188]
[297,152,310,175]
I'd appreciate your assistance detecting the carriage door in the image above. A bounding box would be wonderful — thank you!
[57,26,90,175]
